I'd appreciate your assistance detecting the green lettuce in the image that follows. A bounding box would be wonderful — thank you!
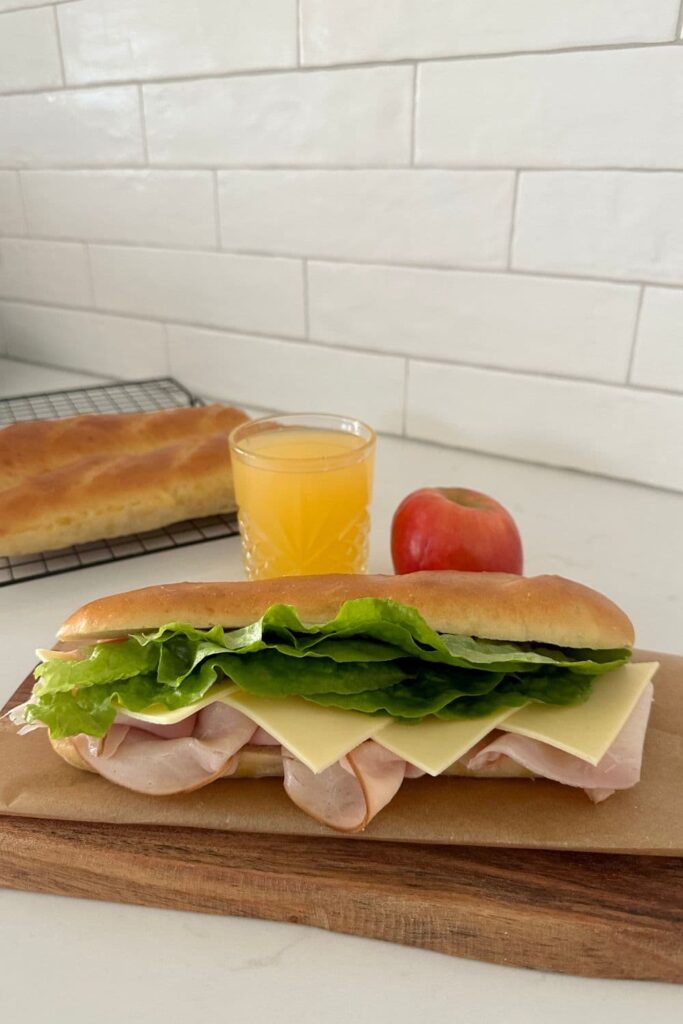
[136,602,630,675]
[26,674,230,740]
[305,668,594,720]
[25,597,631,739]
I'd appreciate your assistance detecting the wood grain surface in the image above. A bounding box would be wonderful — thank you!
[2,654,682,982]
[0,815,681,982]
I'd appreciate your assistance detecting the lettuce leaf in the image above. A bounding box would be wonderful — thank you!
[304,669,593,720]
[26,673,232,739]
[34,639,157,695]
[27,597,631,738]
[138,602,630,675]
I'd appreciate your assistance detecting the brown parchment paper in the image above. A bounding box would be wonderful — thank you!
[1,651,681,854]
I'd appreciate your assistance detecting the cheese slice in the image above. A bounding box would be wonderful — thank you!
[116,684,237,725]
[223,690,389,774]
[376,706,521,776]
[107,662,658,775]
[502,662,658,765]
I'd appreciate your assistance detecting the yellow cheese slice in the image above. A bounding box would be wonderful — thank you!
[116,684,237,725]
[223,690,389,774]
[502,662,658,765]
[111,663,657,775]
[376,706,521,776]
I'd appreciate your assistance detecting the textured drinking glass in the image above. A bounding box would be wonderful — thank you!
[229,413,376,579]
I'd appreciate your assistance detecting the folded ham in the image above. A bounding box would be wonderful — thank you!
[57,683,653,831]
[463,684,654,804]
[283,743,407,833]
[73,703,257,795]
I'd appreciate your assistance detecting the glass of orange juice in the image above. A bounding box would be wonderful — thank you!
[229,413,375,579]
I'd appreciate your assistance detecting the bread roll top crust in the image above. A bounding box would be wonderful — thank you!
[58,571,634,649]
[0,434,238,557]
[0,403,248,488]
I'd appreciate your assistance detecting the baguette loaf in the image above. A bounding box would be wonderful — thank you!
[0,404,247,489]
[58,571,634,649]
[0,434,238,557]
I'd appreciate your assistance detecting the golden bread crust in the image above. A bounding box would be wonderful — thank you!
[58,571,634,649]
[0,404,247,489]
[50,736,94,772]
[0,434,238,557]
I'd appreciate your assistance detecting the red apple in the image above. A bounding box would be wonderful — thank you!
[391,487,523,575]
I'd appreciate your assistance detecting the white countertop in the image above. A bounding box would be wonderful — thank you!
[0,358,681,1020]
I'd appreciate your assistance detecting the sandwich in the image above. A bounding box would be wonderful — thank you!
[0,404,248,556]
[10,572,658,833]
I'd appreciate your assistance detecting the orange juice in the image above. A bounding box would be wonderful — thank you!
[230,416,375,579]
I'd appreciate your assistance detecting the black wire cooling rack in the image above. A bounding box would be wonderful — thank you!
[0,377,240,587]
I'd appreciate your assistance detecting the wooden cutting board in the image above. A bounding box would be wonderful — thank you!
[1,659,682,982]
[1,816,681,982]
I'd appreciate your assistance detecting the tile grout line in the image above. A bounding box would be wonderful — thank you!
[82,243,96,306]
[0,0,77,15]
[296,0,303,66]
[506,170,520,268]
[212,170,221,249]
[1,352,117,381]
[401,359,410,436]
[0,294,309,346]
[137,85,149,164]
[626,285,646,384]
[0,38,682,99]
[1,230,681,292]
[409,63,418,165]
[302,258,310,340]
[676,0,683,39]
[14,171,29,234]
[402,351,683,396]
[51,4,67,87]
[5,164,683,174]
[161,321,172,375]
[400,433,683,498]
[1,293,682,399]
[3,352,681,497]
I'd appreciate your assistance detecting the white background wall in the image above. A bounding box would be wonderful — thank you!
[0,0,682,491]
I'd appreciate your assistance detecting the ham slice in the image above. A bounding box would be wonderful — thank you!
[55,682,653,827]
[72,702,257,795]
[37,637,128,662]
[114,711,197,739]
[251,726,282,746]
[464,683,654,802]
[282,741,407,833]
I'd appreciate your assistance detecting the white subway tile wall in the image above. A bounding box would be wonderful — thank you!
[143,67,412,167]
[0,1,681,493]
[631,288,683,393]
[0,0,72,10]
[406,362,683,492]
[0,301,168,377]
[90,245,305,337]
[307,262,639,381]
[301,0,680,64]
[0,239,92,306]
[167,324,406,433]
[0,8,63,93]
[57,0,297,84]
[21,170,217,248]
[417,48,683,169]
[513,172,683,284]
[217,170,514,266]
[0,172,25,234]
[0,87,143,167]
